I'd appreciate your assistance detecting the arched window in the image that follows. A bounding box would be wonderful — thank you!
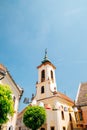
[69,113,72,121]
[41,70,45,82]
[8,126,13,130]
[61,111,64,120]
[51,70,53,80]
[41,86,44,94]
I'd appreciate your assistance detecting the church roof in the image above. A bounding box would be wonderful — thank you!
[37,91,74,104]
[75,82,87,106]
[37,61,56,69]
[56,91,74,104]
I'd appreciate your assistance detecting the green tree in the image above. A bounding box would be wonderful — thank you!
[23,106,46,130]
[0,84,14,129]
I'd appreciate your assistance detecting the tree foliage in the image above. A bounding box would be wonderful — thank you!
[23,106,46,130]
[0,84,14,125]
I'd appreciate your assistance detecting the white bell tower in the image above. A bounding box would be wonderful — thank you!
[35,49,57,100]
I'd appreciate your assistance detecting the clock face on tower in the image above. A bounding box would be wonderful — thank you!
[50,83,56,92]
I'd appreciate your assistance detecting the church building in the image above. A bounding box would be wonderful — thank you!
[16,51,77,130]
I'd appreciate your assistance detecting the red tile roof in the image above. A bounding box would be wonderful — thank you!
[76,82,87,106]
[56,91,74,104]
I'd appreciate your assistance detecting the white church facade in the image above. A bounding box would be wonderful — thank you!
[16,51,77,130]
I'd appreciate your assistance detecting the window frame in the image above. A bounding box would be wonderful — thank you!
[51,70,53,79]
[50,126,55,130]
[41,86,45,94]
[61,111,65,120]
[63,126,66,130]
[41,70,45,82]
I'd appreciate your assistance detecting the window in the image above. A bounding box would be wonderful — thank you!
[61,111,64,120]
[69,113,72,121]
[79,111,83,121]
[75,112,79,122]
[51,70,53,79]
[19,127,21,130]
[41,128,45,130]
[51,127,55,130]
[8,126,13,130]
[41,86,44,94]
[75,110,83,122]
[70,123,73,130]
[63,127,66,130]
[41,70,45,82]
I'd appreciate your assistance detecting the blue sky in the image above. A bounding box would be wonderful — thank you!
[0,0,87,111]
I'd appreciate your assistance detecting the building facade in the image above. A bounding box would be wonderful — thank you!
[75,83,87,129]
[16,52,77,130]
[0,64,23,130]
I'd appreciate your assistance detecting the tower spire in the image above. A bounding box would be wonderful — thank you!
[42,49,50,63]
[44,48,48,61]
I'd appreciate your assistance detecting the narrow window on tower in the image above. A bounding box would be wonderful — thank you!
[51,70,53,81]
[41,86,44,94]
[61,111,64,120]
[41,70,45,82]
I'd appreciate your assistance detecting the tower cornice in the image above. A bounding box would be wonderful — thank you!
[37,61,56,69]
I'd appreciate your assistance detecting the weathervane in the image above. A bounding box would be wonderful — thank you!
[45,48,47,55]
[42,48,50,63]
[44,48,48,60]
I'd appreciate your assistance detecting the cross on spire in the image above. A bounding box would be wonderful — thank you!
[42,49,51,63]
[44,48,48,60]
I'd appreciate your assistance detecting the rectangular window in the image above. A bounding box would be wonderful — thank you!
[41,86,44,94]
[69,113,72,121]
[50,127,55,130]
[75,112,79,122]
[70,123,73,130]
[19,127,21,130]
[79,111,83,121]
[41,70,45,82]
[41,128,45,130]
[63,127,66,130]
[61,111,64,120]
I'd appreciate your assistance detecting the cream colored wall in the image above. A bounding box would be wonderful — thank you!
[16,113,29,130]
[46,106,75,130]
[38,64,56,85]
[36,64,57,100]
[0,74,21,130]
[16,93,76,130]
[35,96,75,130]
[36,81,53,100]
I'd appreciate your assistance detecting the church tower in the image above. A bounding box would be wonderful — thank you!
[35,50,57,100]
